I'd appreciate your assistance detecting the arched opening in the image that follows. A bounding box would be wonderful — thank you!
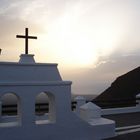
[0,93,21,127]
[35,92,56,124]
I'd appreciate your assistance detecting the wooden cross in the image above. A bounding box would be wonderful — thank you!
[16,28,37,54]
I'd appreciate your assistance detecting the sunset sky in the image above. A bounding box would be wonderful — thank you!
[0,0,140,96]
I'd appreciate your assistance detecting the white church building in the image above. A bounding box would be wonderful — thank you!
[0,28,115,140]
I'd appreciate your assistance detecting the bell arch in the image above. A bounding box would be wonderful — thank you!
[0,92,21,127]
[35,91,56,124]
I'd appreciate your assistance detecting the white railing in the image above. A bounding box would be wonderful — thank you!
[74,96,140,116]
[101,98,140,115]
[101,106,140,115]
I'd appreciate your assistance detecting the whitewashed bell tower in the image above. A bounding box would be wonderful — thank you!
[0,28,115,140]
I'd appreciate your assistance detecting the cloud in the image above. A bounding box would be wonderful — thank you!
[63,52,140,95]
[0,0,49,60]
[0,0,140,96]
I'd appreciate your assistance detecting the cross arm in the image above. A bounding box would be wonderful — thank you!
[16,35,37,39]
[16,35,25,38]
[28,36,37,39]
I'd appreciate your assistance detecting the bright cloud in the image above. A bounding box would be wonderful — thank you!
[0,0,140,95]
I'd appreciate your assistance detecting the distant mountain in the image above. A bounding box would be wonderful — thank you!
[92,67,140,108]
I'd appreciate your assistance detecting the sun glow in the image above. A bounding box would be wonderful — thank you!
[0,0,136,70]
[36,1,127,68]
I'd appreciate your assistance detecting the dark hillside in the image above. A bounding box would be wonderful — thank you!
[93,67,140,108]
